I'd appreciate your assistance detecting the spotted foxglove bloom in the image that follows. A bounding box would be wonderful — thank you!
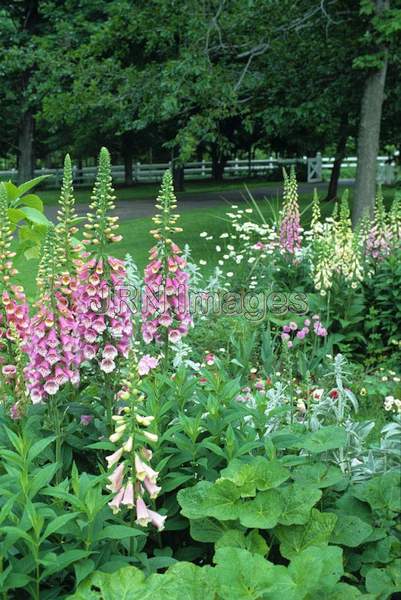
[105,351,166,530]
[142,171,192,345]
[24,227,82,403]
[73,148,132,374]
[366,188,392,261]
[279,168,302,255]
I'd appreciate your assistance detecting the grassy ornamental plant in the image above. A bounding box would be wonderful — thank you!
[0,156,400,599]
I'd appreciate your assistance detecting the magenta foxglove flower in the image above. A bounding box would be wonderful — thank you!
[138,354,159,376]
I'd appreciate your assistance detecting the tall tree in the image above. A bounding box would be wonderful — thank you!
[353,0,392,224]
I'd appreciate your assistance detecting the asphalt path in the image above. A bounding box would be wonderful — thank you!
[44,180,353,223]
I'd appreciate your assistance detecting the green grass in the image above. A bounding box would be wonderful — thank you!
[14,183,397,297]
[39,178,281,206]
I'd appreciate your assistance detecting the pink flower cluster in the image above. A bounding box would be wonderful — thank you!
[142,243,192,344]
[0,286,30,379]
[280,210,302,255]
[281,315,327,348]
[24,287,81,403]
[73,256,132,374]
[106,445,166,531]
[366,226,392,261]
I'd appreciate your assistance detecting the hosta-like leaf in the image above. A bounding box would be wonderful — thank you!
[292,463,344,488]
[278,484,322,526]
[215,529,268,557]
[177,481,213,519]
[276,509,338,559]
[352,470,401,514]
[238,490,282,529]
[204,480,241,521]
[330,515,373,547]
[302,427,347,454]
[213,547,297,600]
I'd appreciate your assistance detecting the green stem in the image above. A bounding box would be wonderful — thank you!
[51,396,63,484]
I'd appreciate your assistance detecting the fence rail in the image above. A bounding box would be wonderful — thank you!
[0,155,396,187]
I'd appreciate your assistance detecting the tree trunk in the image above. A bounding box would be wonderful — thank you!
[17,110,34,184]
[352,0,389,226]
[173,164,184,192]
[211,146,226,182]
[326,121,348,201]
[123,152,133,186]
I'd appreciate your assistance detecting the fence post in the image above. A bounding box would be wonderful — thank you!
[307,152,322,183]
[202,159,206,177]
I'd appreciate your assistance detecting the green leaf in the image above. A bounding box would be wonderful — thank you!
[352,471,401,514]
[20,207,50,226]
[41,513,79,541]
[238,489,282,529]
[68,566,146,599]
[189,518,230,543]
[303,427,347,453]
[17,175,50,197]
[41,550,91,579]
[330,514,373,547]
[221,457,289,497]
[276,509,338,559]
[365,560,401,596]
[289,545,344,596]
[30,463,59,497]
[95,525,146,541]
[213,547,297,600]
[27,436,55,462]
[178,481,213,520]
[7,208,27,224]
[19,194,44,212]
[74,559,95,586]
[292,463,344,488]
[216,529,268,557]
[278,484,322,526]
[204,480,241,521]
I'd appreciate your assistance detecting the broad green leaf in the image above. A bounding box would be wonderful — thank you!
[278,484,322,526]
[17,175,50,197]
[213,547,297,600]
[289,545,343,596]
[204,480,241,521]
[330,514,373,547]
[292,463,344,488]
[178,481,213,520]
[189,518,230,543]
[276,509,338,559]
[302,427,347,454]
[238,489,282,529]
[221,458,289,497]
[7,208,26,224]
[20,207,50,226]
[18,194,44,211]
[148,563,216,600]
[352,471,401,514]
[216,529,268,557]
[365,560,401,596]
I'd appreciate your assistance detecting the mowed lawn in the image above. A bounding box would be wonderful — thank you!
[15,184,397,297]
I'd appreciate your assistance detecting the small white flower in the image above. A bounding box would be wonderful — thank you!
[216,245,221,252]
[220,233,229,239]
[199,259,207,265]
[200,232,208,238]
[245,208,253,213]
[248,257,256,263]
[227,272,234,277]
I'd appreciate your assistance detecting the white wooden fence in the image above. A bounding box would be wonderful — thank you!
[0,155,395,186]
